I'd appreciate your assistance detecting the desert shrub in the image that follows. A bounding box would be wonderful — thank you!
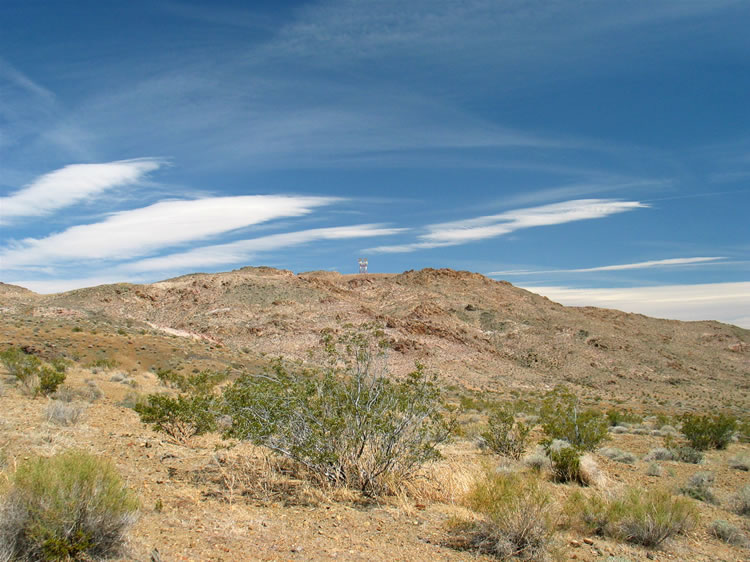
[679,471,718,504]
[680,413,736,450]
[646,462,663,477]
[728,454,750,471]
[599,447,637,464]
[136,369,226,444]
[643,447,676,462]
[671,446,703,464]
[730,484,750,516]
[709,519,748,547]
[0,450,138,560]
[223,334,454,496]
[452,469,557,560]
[0,348,67,397]
[540,386,607,451]
[547,440,582,484]
[606,409,642,427]
[570,487,697,547]
[46,400,83,426]
[523,449,550,472]
[481,407,530,460]
[135,392,218,444]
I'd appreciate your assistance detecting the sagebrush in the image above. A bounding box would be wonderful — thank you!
[0,450,138,560]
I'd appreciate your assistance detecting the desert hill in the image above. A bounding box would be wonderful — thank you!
[2,267,748,415]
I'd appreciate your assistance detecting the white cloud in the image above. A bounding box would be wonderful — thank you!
[0,195,336,268]
[368,199,645,253]
[489,256,726,276]
[0,158,163,223]
[523,282,750,328]
[123,224,405,273]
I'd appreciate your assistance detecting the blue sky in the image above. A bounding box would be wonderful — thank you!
[1,0,749,327]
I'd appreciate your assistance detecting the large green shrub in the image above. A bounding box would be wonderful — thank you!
[223,335,454,495]
[481,407,531,460]
[680,413,736,450]
[0,450,138,560]
[539,386,607,452]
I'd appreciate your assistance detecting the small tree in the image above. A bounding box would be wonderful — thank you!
[223,332,455,495]
[481,407,530,460]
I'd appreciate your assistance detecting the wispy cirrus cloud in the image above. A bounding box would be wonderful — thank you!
[123,224,405,273]
[1,195,336,269]
[524,282,750,328]
[489,256,727,276]
[0,158,163,224]
[367,199,646,253]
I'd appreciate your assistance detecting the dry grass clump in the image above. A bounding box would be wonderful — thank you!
[0,450,138,560]
[679,471,718,505]
[449,469,558,560]
[569,487,697,547]
[599,447,637,464]
[730,484,750,516]
[709,519,749,547]
[728,454,750,471]
[45,400,84,426]
[643,447,676,462]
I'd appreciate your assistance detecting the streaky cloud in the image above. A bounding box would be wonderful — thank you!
[0,195,337,268]
[368,199,646,253]
[0,158,164,223]
[489,256,726,276]
[122,224,405,273]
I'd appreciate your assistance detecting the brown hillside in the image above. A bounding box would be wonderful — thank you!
[2,267,748,415]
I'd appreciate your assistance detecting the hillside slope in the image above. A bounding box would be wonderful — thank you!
[2,267,748,414]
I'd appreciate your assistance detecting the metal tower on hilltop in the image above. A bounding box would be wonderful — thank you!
[358,257,368,274]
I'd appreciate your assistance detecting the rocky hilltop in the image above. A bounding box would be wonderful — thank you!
[2,267,748,414]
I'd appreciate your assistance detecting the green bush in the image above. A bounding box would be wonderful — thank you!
[680,413,736,450]
[540,386,607,452]
[0,450,138,560]
[452,469,556,560]
[571,487,697,547]
[547,441,582,484]
[135,392,218,444]
[671,446,703,464]
[481,407,531,460]
[136,370,225,444]
[223,335,454,495]
[0,347,66,397]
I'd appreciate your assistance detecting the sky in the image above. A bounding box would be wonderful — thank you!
[1,0,749,328]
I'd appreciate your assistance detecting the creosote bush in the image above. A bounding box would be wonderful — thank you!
[0,348,67,397]
[0,450,138,560]
[680,413,736,451]
[569,487,697,547]
[540,386,608,452]
[451,469,557,560]
[223,332,455,495]
[481,407,530,460]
